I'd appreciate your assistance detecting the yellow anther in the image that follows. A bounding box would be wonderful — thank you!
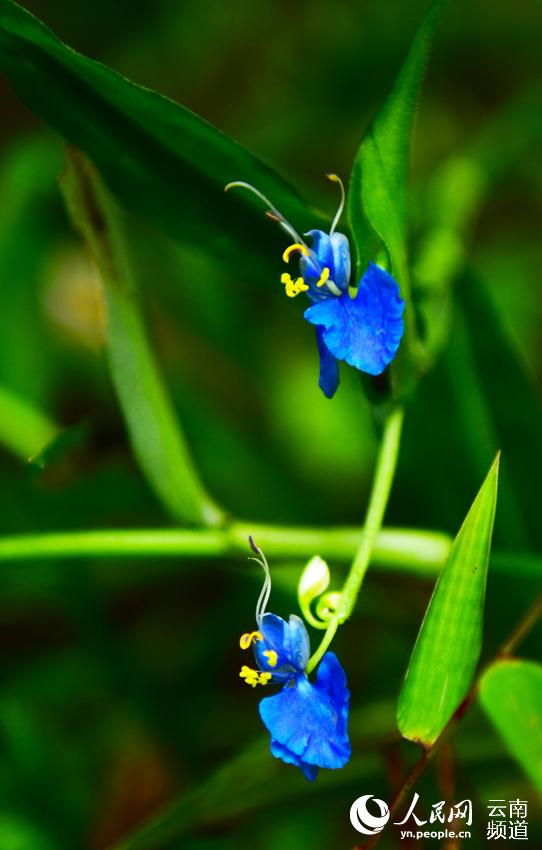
[316,267,330,287]
[239,665,260,687]
[263,649,278,667]
[239,631,263,650]
[239,666,272,687]
[326,173,340,183]
[281,273,309,298]
[282,243,309,263]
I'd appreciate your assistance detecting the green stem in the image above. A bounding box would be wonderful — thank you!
[0,523,536,580]
[0,523,443,570]
[307,406,405,672]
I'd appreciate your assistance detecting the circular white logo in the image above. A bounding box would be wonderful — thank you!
[350,795,390,835]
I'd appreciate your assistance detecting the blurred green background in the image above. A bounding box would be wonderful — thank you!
[0,0,541,847]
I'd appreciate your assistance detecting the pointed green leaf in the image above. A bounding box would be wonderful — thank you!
[59,148,224,527]
[348,0,447,392]
[0,383,57,461]
[479,659,542,796]
[397,454,499,745]
[0,0,321,265]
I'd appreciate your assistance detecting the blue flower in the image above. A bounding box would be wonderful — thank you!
[305,262,405,386]
[239,540,351,781]
[226,176,405,397]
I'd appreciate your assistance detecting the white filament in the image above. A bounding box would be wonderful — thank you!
[249,542,271,628]
[328,174,345,237]
[224,181,309,251]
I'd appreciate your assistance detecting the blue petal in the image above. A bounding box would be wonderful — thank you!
[329,233,351,291]
[316,327,340,398]
[258,613,288,650]
[255,613,310,677]
[314,652,350,741]
[270,739,318,781]
[287,614,311,670]
[299,230,351,299]
[306,230,351,291]
[259,660,351,777]
[255,614,294,679]
[298,761,319,782]
[304,262,404,376]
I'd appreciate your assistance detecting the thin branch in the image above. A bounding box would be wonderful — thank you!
[498,593,542,657]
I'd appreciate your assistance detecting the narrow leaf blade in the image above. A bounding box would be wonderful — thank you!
[59,148,224,527]
[397,453,500,745]
[479,659,542,796]
[348,0,447,391]
[0,0,320,264]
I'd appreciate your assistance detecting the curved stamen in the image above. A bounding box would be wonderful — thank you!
[327,173,345,237]
[240,631,263,649]
[225,181,310,251]
[282,243,309,263]
[248,535,272,628]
